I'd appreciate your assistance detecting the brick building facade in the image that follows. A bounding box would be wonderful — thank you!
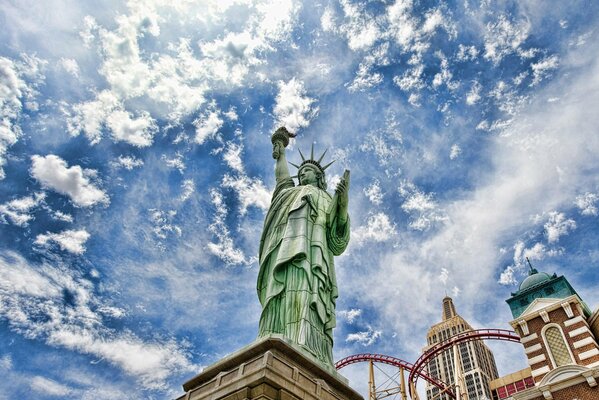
[490,265,599,400]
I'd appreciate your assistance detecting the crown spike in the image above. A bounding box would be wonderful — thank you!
[322,160,335,171]
[317,148,328,164]
[288,161,300,169]
[298,148,306,161]
[310,143,315,161]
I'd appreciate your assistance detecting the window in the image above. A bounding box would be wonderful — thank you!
[544,326,573,367]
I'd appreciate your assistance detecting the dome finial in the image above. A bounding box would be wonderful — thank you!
[526,257,538,276]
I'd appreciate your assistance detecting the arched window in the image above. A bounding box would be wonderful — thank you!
[544,326,573,367]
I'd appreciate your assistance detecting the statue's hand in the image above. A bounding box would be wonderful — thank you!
[272,141,284,160]
[335,170,350,210]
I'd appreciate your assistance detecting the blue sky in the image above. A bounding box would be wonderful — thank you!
[1,0,599,398]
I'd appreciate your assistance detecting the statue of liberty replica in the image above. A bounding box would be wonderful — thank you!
[257,127,350,367]
[178,127,362,400]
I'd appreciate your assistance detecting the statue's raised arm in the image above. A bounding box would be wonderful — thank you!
[257,127,350,368]
[271,127,295,183]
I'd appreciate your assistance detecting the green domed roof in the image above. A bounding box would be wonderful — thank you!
[519,270,552,291]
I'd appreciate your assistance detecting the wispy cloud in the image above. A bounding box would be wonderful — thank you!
[0,252,194,389]
[346,326,382,346]
[0,192,45,227]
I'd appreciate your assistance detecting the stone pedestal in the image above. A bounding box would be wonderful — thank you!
[177,335,363,400]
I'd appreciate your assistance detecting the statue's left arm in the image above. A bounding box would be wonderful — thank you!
[327,170,350,256]
[335,170,350,231]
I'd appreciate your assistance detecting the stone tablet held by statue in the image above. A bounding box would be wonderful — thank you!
[257,127,350,367]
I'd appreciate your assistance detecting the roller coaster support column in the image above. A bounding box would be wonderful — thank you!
[452,343,467,400]
[400,366,408,400]
[369,359,376,400]
[409,379,420,400]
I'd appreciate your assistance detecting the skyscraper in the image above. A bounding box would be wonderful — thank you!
[424,297,499,400]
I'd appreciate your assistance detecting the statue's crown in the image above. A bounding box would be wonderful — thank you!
[289,143,334,175]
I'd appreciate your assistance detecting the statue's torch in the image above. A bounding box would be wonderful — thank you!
[271,127,296,159]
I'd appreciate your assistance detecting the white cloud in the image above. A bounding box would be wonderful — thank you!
[408,92,421,107]
[112,155,144,170]
[206,189,255,266]
[363,179,383,205]
[498,266,517,286]
[105,109,157,147]
[439,267,449,285]
[515,241,549,264]
[179,179,195,202]
[530,55,559,86]
[456,44,478,61]
[451,286,460,297]
[162,152,185,173]
[74,0,300,128]
[347,62,383,92]
[400,183,447,231]
[148,209,181,240]
[346,326,382,346]
[0,56,30,179]
[348,42,599,345]
[58,58,80,77]
[34,229,91,255]
[50,210,73,223]
[336,0,382,52]
[0,192,45,227]
[194,109,223,144]
[466,81,482,105]
[30,155,109,207]
[67,90,158,147]
[432,53,458,90]
[484,15,530,64]
[273,78,318,133]
[0,252,194,389]
[47,330,192,390]
[359,124,403,166]
[449,144,461,160]
[338,308,362,324]
[31,376,73,397]
[393,64,425,92]
[353,212,397,244]
[0,354,12,370]
[489,80,527,117]
[575,192,598,216]
[223,142,244,173]
[221,174,271,215]
[544,211,576,243]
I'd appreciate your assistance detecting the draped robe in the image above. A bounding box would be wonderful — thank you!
[257,177,350,365]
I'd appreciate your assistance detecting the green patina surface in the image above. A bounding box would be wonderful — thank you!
[506,268,592,319]
[257,128,350,367]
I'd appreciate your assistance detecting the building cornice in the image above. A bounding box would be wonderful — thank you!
[509,294,584,329]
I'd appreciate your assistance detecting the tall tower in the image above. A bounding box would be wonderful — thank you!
[503,264,599,399]
[424,297,499,400]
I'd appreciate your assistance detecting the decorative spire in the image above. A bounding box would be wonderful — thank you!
[442,296,457,321]
[526,257,538,276]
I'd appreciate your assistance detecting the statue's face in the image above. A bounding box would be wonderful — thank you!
[299,166,318,186]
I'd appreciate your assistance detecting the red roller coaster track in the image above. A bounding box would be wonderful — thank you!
[335,353,449,390]
[407,328,521,399]
[334,329,522,400]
